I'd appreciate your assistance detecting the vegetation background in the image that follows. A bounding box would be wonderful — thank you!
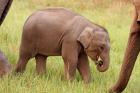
[0,0,139,93]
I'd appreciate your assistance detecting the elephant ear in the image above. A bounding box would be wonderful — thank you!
[77,27,93,49]
[0,0,13,25]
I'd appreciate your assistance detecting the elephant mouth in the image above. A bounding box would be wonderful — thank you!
[90,55,104,67]
[91,54,109,72]
[95,60,103,67]
[93,56,103,67]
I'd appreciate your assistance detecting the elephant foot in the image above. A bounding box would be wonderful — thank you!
[0,64,12,77]
[83,76,91,84]
[84,79,90,84]
[36,69,46,75]
[66,75,74,82]
[15,65,25,73]
[64,72,75,82]
[108,86,121,93]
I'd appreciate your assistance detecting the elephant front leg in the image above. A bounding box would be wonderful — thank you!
[62,42,79,81]
[77,53,91,83]
[63,58,78,81]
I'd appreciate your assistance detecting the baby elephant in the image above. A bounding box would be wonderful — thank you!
[15,8,110,83]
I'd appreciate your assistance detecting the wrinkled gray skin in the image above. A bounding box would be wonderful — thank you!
[15,8,110,83]
[0,0,13,76]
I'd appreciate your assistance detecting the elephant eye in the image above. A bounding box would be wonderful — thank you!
[98,46,104,52]
[100,46,104,50]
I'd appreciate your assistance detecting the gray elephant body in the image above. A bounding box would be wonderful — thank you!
[23,8,100,56]
[16,8,110,83]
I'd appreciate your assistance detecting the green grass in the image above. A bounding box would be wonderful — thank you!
[0,0,140,93]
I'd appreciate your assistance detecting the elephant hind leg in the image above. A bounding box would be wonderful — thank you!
[15,55,30,73]
[35,54,47,74]
[15,50,32,73]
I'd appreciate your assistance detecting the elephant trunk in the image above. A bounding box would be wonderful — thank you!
[109,17,140,93]
[97,48,110,72]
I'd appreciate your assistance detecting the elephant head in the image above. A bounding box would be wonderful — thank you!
[0,0,13,25]
[78,27,110,72]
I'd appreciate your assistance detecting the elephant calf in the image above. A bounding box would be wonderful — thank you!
[15,8,110,83]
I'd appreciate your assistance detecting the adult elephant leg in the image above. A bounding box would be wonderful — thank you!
[0,0,13,25]
[109,28,140,93]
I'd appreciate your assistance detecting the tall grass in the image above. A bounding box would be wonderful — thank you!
[0,0,139,93]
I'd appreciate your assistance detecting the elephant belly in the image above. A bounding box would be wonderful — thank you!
[37,40,62,56]
[35,29,63,56]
